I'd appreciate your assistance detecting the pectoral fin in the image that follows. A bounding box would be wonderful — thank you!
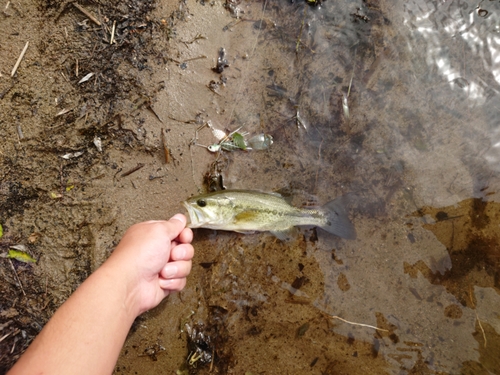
[270,227,298,241]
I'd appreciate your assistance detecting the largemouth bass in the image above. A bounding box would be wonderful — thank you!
[182,190,356,240]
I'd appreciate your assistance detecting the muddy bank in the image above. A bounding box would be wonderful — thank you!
[0,0,185,370]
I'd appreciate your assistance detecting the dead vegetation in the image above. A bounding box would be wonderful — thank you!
[0,0,183,370]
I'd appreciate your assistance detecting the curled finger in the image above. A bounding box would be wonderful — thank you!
[159,277,187,291]
[160,260,192,280]
[170,243,194,262]
[177,227,194,244]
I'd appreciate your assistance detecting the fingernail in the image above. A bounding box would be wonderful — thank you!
[162,264,178,279]
[170,214,186,225]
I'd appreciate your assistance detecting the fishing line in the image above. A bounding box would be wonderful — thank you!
[224,0,269,129]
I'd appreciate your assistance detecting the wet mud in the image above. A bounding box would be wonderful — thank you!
[0,0,181,370]
[411,199,500,308]
[1,0,500,374]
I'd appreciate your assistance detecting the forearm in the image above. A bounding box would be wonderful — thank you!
[8,264,139,375]
[8,217,194,375]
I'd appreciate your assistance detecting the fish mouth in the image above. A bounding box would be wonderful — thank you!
[182,201,205,228]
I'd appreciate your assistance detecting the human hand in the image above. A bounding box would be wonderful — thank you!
[103,214,194,316]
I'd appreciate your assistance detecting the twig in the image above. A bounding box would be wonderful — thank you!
[182,55,207,63]
[475,311,487,348]
[55,108,72,117]
[181,33,207,46]
[468,285,476,307]
[347,48,356,98]
[60,71,69,82]
[0,332,12,344]
[0,81,15,99]
[110,20,116,44]
[8,259,26,296]
[73,3,101,26]
[468,286,486,346]
[11,41,29,77]
[16,125,24,140]
[222,19,241,32]
[330,315,389,332]
[41,297,52,311]
[209,346,215,372]
[167,116,198,124]
[146,104,163,123]
[161,128,170,164]
[295,7,307,54]
[121,163,145,177]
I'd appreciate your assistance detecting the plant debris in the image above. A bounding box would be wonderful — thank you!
[7,249,37,264]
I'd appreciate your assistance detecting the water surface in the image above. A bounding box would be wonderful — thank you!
[118,0,500,373]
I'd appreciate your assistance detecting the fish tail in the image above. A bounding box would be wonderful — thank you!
[320,198,356,240]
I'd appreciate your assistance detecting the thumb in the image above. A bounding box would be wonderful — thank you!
[165,214,187,240]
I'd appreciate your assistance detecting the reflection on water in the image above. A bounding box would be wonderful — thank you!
[119,0,500,373]
[404,0,500,175]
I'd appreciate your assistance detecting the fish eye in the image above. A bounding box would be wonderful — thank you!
[197,199,207,207]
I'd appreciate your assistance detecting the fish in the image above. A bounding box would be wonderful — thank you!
[182,190,356,240]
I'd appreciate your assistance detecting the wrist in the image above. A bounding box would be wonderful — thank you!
[95,260,143,320]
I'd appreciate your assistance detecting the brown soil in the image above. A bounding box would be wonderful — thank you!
[0,0,186,371]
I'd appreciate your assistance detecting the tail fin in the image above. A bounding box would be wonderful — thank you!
[321,198,356,240]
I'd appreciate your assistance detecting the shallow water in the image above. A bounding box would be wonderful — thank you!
[117,0,500,373]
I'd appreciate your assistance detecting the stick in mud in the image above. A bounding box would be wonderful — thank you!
[11,41,29,77]
[121,163,145,177]
[475,311,487,348]
[8,259,26,296]
[73,3,101,26]
[330,315,389,332]
[161,128,171,164]
[110,20,116,44]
